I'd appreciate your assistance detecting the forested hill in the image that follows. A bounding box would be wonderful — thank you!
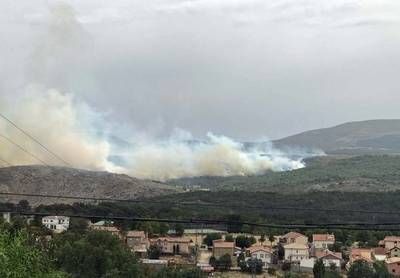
[274,119,400,154]
[169,155,400,193]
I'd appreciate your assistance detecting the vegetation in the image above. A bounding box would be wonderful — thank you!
[238,257,263,274]
[313,259,325,278]
[169,155,400,192]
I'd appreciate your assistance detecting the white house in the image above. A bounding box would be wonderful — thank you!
[246,246,273,268]
[284,243,309,262]
[315,250,342,269]
[312,234,335,250]
[42,216,70,233]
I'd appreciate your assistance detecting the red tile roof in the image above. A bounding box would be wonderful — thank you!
[350,248,373,263]
[373,247,388,256]
[247,245,273,254]
[315,250,342,260]
[313,234,335,242]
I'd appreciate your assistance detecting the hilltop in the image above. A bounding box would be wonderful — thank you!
[0,165,179,205]
[274,119,400,154]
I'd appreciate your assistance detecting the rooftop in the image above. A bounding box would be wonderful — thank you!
[384,236,400,242]
[283,232,307,239]
[373,247,388,256]
[313,234,335,242]
[247,245,272,254]
[350,248,373,262]
[284,243,309,250]
[213,240,235,249]
[151,237,191,243]
[315,250,342,260]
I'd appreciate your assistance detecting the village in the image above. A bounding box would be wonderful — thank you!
[37,214,400,277]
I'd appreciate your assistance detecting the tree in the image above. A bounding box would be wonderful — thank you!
[209,256,217,268]
[277,243,285,260]
[69,218,89,232]
[328,242,342,253]
[313,259,325,278]
[52,230,142,278]
[17,200,31,212]
[225,234,234,242]
[148,245,162,259]
[217,254,232,271]
[241,258,263,274]
[235,235,255,249]
[0,228,68,278]
[269,234,275,244]
[373,261,391,278]
[348,260,374,278]
[203,233,222,246]
[174,223,184,237]
[260,234,266,244]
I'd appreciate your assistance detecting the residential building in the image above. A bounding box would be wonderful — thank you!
[42,216,70,233]
[388,246,400,258]
[212,240,235,264]
[284,243,309,262]
[282,232,308,245]
[126,230,149,257]
[312,234,335,250]
[347,248,373,269]
[373,247,388,261]
[246,245,273,268]
[315,249,342,269]
[384,236,400,250]
[91,226,122,239]
[386,257,400,277]
[150,237,191,255]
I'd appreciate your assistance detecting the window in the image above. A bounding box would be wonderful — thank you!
[260,254,264,258]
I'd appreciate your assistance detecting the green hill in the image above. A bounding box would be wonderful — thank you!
[169,155,400,193]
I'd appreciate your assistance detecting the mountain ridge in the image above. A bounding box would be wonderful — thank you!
[273,119,400,154]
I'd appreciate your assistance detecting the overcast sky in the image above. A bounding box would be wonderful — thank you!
[1,0,400,140]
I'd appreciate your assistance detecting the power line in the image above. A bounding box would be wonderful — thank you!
[1,192,399,216]
[7,211,400,231]
[0,112,72,167]
[0,134,49,166]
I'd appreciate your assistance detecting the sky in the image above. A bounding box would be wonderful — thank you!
[1,0,400,140]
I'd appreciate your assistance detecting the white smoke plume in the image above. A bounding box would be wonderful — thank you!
[0,88,319,180]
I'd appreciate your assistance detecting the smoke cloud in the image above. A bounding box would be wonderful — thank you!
[0,88,318,180]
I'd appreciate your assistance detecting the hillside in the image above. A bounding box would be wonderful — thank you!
[169,155,400,192]
[274,119,400,154]
[0,165,179,205]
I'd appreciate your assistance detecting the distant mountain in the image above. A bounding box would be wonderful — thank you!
[274,119,400,154]
[0,165,178,205]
